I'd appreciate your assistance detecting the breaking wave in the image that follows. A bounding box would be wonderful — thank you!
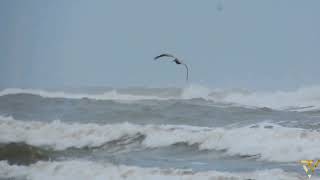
[1,116,319,162]
[214,86,320,111]
[2,85,320,111]
[182,85,320,111]
[0,88,166,101]
[0,160,305,180]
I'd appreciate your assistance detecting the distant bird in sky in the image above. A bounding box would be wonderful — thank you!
[154,53,189,82]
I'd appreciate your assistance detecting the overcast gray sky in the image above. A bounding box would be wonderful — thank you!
[1,0,319,90]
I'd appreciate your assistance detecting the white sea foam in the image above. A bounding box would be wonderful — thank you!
[1,116,319,162]
[182,85,320,111]
[0,160,306,180]
[0,88,166,101]
[181,84,212,99]
[217,85,320,111]
[2,85,320,111]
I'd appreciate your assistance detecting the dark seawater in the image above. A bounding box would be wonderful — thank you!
[1,85,320,180]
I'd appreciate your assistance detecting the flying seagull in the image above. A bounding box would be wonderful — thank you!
[154,53,189,81]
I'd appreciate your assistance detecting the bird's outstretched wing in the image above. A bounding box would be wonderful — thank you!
[154,53,176,60]
[153,53,189,82]
[183,63,189,81]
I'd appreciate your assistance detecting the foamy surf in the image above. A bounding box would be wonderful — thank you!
[216,85,320,111]
[0,88,167,101]
[2,85,320,111]
[1,116,319,162]
[182,85,320,111]
[0,160,306,180]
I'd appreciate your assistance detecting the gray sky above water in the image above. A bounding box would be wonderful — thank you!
[0,0,319,90]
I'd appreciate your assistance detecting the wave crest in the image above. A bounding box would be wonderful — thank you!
[0,88,166,101]
[1,116,319,162]
[2,85,320,111]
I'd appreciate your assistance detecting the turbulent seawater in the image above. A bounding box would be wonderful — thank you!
[1,85,320,180]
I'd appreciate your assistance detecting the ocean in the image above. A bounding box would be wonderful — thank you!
[0,85,320,180]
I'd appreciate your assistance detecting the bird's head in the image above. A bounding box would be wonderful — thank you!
[174,59,182,64]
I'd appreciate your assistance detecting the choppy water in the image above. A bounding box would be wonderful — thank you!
[1,85,320,180]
